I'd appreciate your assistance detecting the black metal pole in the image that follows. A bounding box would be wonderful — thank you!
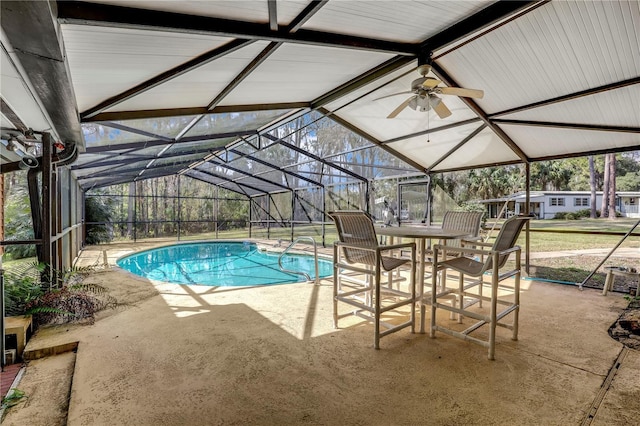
[525,163,531,275]
[42,133,52,286]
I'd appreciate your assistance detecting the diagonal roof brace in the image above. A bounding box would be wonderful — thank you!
[186,168,269,195]
[262,133,368,183]
[228,149,323,188]
[431,62,530,163]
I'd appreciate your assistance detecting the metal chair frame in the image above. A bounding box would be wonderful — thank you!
[329,211,416,349]
[429,215,531,360]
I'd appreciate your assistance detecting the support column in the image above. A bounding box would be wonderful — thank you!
[525,163,531,275]
[42,133,53,284]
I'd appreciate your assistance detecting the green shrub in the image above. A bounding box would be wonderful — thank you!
[554,209,599,220]
[3,272,44,316]
[3,263,116,326]
[4,186,36,259]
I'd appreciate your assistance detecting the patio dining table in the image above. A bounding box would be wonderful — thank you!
[375,225,473,299]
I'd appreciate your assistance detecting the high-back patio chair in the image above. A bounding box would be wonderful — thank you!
[428,214,531,360]
[419,211,485,317]
[329,211,416,349]
[440,211,484,255]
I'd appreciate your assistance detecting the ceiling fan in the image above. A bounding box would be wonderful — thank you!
[377,64,484,119]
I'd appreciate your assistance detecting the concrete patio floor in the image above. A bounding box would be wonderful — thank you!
[3,240,640,425]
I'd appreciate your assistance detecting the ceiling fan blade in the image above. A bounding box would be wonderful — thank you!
[387,96,416,118]
[430,96,452,119]
[373,91,414,101]
[440,87,484,99]
[421,77,441,89]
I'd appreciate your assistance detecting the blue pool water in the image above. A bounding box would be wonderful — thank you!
[117,241,333,287]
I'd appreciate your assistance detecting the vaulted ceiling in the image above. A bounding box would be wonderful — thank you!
[2,1,639,193]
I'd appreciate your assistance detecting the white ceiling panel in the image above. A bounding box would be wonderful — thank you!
[302,1,492,43]
[501,85,640,128]
[219,43,395,105]
[106,41,271,112]
[1,113,13,129]
[437,0,640,114]
[323,63,416,111]
[0,40,54,134]
[499,124,640,159]
[62,24,234,112]
[386,122,484,168]
[433,128,521,171]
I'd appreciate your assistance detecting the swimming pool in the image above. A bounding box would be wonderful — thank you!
[117,241,333,287]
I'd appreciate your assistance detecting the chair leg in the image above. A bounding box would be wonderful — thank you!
[512,251,521,341]
[456,273,464,323]
[333,245,339,329]
[374,267,381,349]
[488,253,499,360]
[410,247,416,334]
[429,256,439,338]
[420,303,427,334]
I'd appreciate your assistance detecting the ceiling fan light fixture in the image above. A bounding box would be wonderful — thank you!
[408,97,419,111]
[417,95,431,112]
[428,94,441,108]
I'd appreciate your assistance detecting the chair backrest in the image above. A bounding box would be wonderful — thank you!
[441,211,484,253]
[328,211,378,265]
[486,215,531,270]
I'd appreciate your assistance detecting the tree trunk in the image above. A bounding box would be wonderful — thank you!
[602,154,610,218]
[608,153,617,220]
[589,156,597,218]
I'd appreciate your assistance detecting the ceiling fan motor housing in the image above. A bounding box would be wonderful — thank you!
[411,77,434,92]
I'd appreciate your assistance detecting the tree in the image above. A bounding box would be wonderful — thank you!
[608,153,617,219]
[602,154,610,217]
[530,160,572,191]
[588,156,597,218]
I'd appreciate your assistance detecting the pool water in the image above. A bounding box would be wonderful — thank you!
[116,241,333,287]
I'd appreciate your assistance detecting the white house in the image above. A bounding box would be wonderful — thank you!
[479,191,640,220]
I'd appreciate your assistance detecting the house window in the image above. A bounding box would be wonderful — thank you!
[550,197,565,207]
[574,197,589,207]
[631,198,636,205]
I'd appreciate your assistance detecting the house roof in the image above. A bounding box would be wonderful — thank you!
[1,1,639,193]
[478,190,640,204]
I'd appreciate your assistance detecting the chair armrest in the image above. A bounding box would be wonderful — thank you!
[334,241,415,252]
[379,242,416,252]
[433,243,522,258]
[460,239,491,247]
[434,244,487,257]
